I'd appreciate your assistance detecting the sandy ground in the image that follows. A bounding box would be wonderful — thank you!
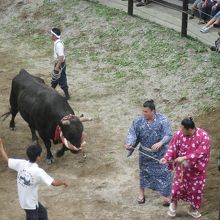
[0,1,219,220]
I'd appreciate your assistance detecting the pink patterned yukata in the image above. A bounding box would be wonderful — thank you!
[164,128,211,209]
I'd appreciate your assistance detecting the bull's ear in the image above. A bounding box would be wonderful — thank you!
[61,120,71,126]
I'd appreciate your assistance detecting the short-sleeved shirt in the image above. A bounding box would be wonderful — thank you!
[54,39,65,61]
[8,159,54,210]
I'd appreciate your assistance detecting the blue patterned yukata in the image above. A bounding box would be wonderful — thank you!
[126,112,172,197]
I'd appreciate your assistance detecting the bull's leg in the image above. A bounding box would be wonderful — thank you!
[44,139,55,164]
[9,109,18,130]
[9,89,18,130]
[29,126,38,145]
[56,145,68,157]
[39,132,55,164]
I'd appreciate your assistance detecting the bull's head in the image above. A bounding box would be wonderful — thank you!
[56,115,91,157]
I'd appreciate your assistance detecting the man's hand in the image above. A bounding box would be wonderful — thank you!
[212,5,217,11]
[202,2,207,7]
[63,182,68,187]
[54,56,64,72]
[124,144,133,150]
[0,138,9,162]
[54,66,60,71]
[174,156,186,164]
[0,138,3,149]
[52,179,69,187]
[152,141,163,151]
[159,158,167,164]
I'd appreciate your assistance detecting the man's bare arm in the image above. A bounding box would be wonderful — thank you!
[54,56,64,71]
[51,179,68,187]
[0,139,9,162]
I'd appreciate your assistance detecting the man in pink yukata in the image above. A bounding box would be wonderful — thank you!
[160,117,211,219]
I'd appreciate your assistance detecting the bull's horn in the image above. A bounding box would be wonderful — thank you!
[68,144,81,151]
[62,120,71,125]
[79,117,92,122]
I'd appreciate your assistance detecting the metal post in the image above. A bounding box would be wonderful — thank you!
[128,0,133,16]
[181,0,188,37]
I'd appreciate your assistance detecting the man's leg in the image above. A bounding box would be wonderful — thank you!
[51,63,59,88]
[167,199,178,217]
[138,187,145,202]
[160,167,172,206]
[161,195,171,206]
[201,4,211,23]
[189,6,196,19]
[189,0,201,19]
[136,0,147,7]
[51,79,58,89]
[25,208,38,220]
[38,202,48,220]
[59,64,70,100]
[200,17,216,32]
[187,204,202,218]
[138,155,146,203]
[197,2,205,23]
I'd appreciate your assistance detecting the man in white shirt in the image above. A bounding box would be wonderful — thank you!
[0,138,68,220]
[51,27,70,100]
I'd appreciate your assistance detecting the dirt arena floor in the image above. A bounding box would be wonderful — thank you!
[0,1,219,220]
[0,42,219,220]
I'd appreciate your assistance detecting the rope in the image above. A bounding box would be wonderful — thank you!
[54,114,86,151]
[130,146,184,182]
[128,145,167,162]
[81,144,184,182]
[137,148,162,162]
[82,144,173,164]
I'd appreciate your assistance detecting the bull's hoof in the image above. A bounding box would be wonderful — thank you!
[82,151,87,159]
[53,139,59,144]
[56,149,65,157]
[70,150,79,154]
[10,121,15,130]
[46,157,55,164]
[32,140,39,145]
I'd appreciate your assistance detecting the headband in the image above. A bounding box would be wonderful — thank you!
[51,29,60,39]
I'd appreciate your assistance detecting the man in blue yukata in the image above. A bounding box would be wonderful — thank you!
[125,99,172,206]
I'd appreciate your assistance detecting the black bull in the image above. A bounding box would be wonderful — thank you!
[2,69,88,164]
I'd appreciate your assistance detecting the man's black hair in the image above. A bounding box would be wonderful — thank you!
[181,117,195,130]
[143,99,155,111]
[26,144,42,163]
[51,27,61,37]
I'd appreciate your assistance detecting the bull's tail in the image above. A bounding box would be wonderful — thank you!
[1,110,11,121]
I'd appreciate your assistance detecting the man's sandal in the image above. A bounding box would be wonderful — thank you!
[162,200,170,207]
[187,209,202,219]
[167,202,177,217]
[137,196,145,204]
